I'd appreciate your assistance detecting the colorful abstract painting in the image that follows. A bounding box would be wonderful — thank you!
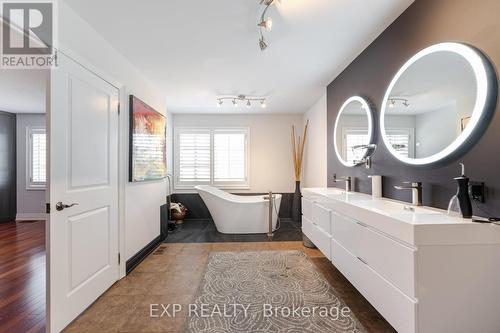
[129,95,167,182]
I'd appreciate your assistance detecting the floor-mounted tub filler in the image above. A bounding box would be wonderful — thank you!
[195,185,282,234]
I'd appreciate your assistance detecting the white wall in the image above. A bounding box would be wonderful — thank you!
[58,1,171,261]
[415,105,458,158]
[173,113,303,193]
[302,91,328,188]
[16,113,46,219]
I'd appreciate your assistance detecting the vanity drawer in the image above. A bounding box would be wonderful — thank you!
[303,218,331,260]
[332,211,416,298]
[312,203,331,234]
[331,211,361,255]
[302,197,313,221]
[358,223,416,298]
[332,240,417,333]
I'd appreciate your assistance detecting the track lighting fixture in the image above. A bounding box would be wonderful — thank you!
[388,98,410,108]
[216,94,267,109]
[258,0,284,51]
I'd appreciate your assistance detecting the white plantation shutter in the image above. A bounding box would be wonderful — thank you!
[28,127,46,189]
[178,131,211,183]
[175,128,249,189]
[342,129,369,164]
[214,131,247,183]
[386,128,414,158]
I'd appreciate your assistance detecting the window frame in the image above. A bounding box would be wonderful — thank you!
[26,126,46,190]
[174,127,250,191]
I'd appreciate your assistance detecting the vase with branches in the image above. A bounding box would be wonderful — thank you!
[291,120,309,223]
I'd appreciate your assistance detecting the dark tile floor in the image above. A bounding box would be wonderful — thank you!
[164,218,302,243]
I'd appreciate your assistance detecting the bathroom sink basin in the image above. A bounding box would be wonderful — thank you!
[356,199,439,215]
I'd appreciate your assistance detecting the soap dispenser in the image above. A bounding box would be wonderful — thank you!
[447,163,473,218]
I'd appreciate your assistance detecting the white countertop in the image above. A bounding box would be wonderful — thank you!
[303,188,500,246]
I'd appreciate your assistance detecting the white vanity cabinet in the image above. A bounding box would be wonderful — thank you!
[302,188,500,333]
[302,196,332,260]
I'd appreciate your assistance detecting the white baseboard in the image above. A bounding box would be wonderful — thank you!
[16,213,47,221]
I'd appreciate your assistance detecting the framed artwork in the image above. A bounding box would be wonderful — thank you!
[460,116,471,132]
[129,95,167,182]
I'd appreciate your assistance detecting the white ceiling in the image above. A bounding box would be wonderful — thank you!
[64,0,414,114]
[0,70,47,113]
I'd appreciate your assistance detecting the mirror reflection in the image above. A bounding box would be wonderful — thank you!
[381,43,496,165]
[334,96,373,167]
[384,50,476,159]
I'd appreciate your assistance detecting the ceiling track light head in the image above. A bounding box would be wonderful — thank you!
[259,37,268,51]
[258,17,273,31]
[258,0,284,51]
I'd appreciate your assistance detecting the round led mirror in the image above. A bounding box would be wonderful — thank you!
[381,42,497,166]
[334,96,374,167]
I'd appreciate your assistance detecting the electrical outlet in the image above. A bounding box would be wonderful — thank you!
[469,182,485,203]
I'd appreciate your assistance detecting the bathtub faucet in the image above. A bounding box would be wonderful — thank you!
[264,190,276,241]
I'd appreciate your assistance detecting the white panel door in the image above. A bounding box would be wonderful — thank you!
[48,53,119,332]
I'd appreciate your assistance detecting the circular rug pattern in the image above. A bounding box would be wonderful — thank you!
[186,250,366,333]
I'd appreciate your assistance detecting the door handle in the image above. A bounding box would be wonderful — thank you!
[55,202,79,211]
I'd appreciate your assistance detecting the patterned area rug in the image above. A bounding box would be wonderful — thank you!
[186,250,366,332]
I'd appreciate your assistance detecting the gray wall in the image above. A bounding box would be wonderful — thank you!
[327,0,500,216]
[0,111,16,223]
[16,113,46,217]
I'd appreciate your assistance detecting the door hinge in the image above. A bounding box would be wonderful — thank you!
[117,103,120,115]
[46,203,50,214]
[118,253,121,264]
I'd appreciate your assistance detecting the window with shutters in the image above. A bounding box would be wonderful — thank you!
[27,127,46,190]
[386,128,415,158]
[174,128,249,189]
[341,128,370,165]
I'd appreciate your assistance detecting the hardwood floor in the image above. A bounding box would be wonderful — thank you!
[0,220,46,333]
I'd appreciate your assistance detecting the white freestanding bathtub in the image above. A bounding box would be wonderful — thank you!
[195,185,282,234]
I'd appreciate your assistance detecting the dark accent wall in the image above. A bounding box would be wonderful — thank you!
[0,111,16,223]
[327,0,500,216]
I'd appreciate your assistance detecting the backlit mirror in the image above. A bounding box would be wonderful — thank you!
[381,42,497,166]
[334,96,374,167]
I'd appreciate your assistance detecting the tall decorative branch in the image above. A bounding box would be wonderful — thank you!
[291,120,309,182]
